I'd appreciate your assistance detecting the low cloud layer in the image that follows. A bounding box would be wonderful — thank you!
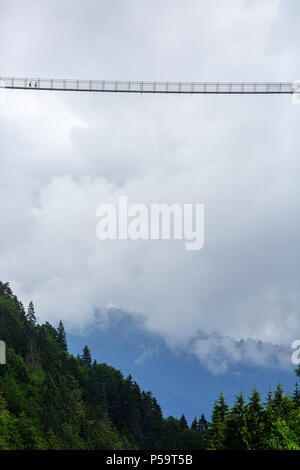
[0,0,300,373]
[189,332,291,375]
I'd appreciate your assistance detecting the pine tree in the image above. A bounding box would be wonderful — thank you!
[273,383,284,410]
[191,417,198,431]
[225,392,249,449]
[26,301,36,328]
[25,301,38,366]
[292,383,300,408]
[207,392,229,450]
[57,320,67,350]
[271,383,291,419]
[198,414,209,449]
[179,414,188,431]
[266,387,273,407]
[246,387,265,450]
[81,345,92,367]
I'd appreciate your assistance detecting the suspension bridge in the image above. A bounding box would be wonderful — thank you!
[0,76,299,94]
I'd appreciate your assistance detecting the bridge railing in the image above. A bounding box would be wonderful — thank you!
[0,77,296,94]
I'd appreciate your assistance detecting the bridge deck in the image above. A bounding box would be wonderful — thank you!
[0,77,297,94]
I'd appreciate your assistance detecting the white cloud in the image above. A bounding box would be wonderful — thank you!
[0,0,299,373]
[189,332,291,375]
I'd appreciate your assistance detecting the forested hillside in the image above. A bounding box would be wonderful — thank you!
[0,281,299,450]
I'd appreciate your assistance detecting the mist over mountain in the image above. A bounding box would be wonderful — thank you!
[68,308,296,422]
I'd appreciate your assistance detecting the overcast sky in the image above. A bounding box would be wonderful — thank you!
[0,0,300,373]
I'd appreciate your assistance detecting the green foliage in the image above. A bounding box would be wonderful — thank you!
[0,281,199,450]
[0,281,299,450]
[265,416,300,450]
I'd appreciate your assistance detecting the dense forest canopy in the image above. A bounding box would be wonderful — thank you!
[0,281,299,450]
